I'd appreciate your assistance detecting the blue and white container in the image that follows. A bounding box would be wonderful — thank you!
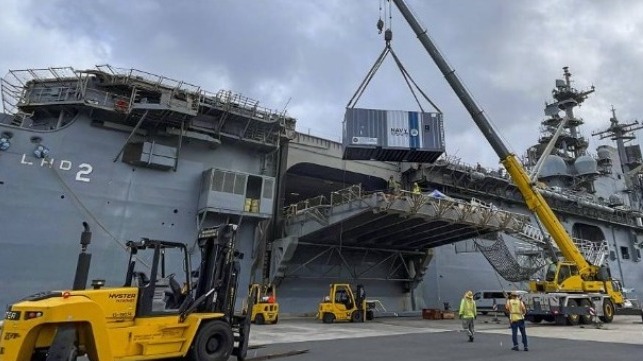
[342,107,445,162]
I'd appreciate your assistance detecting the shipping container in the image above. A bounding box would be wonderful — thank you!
[342,107,445,162]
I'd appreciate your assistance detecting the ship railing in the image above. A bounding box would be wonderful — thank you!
[94,64,294,127]
[284,195,329,217]
[95,64,201,95]
[1,75,24,114]
[437,153,626,217]
[199,89,287,124]
[512,227,610,264]
[1,67,80,114]
[330,184,362,206]
[435,155,510,180]
[22,84,83,105]
[283,184,365,218]
[573,238,609,266]
[514,224,546,246]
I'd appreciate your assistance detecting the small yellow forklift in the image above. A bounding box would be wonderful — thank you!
[249,283,279,324]
[317,283,373,323]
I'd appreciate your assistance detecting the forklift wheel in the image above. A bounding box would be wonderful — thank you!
[189,320,234,361]
[322,313,335,324]
[273,315,279,324]
[351,310,364,323]
[255,314,265,325]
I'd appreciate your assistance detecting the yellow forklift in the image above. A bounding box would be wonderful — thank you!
[248,283,279,324]
[0,222,255,361]
[317,283,373,323]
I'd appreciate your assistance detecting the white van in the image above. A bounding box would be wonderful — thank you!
[473,290,528,315]
[472,290,509,315]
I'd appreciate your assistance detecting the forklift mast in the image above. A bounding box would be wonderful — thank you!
[194,224,243,321]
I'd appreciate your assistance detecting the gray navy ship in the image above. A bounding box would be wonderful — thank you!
[1,64,642,314]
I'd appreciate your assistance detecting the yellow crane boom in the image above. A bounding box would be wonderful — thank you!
[389,0,623,324]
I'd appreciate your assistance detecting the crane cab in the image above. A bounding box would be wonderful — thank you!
[530,261,583,293]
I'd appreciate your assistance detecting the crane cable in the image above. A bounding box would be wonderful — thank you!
[346,2,441,114]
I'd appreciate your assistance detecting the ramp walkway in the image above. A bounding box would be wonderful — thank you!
[284,187,531,250]
[269,184,537,286]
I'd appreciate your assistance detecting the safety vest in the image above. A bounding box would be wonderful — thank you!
[459,298,476,319]
[507,299,524,322]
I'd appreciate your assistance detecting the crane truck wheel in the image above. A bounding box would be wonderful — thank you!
[566,299,580,326]
[599,299,615,323]
[578,299,592,324]
[188,320,234,361]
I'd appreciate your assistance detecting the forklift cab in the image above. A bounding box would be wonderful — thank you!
[124,239,192,315]
[334,289,353,310]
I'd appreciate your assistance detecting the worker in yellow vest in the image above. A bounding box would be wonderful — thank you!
[505,291,528,351]
[411,182,421,195]
[458,290,477,342]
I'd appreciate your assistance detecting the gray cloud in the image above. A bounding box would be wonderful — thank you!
[2,0,643,168]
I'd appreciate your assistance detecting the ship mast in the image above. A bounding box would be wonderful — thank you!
[539,67,594,162]
[592,107,643,174]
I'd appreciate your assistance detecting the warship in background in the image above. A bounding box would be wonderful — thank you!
[1,63,642,314]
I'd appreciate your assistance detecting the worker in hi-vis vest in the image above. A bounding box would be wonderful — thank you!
[458,290,477,342]
[505,291,528,351]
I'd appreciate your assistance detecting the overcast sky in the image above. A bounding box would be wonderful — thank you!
[2,0,643,168]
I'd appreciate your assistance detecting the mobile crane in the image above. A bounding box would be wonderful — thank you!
[389,0,624,325]
[0,222,254,361]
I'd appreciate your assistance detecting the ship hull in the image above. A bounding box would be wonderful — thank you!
[0,116,261,307]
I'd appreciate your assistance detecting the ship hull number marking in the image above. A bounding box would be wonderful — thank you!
[20,154,94,182]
